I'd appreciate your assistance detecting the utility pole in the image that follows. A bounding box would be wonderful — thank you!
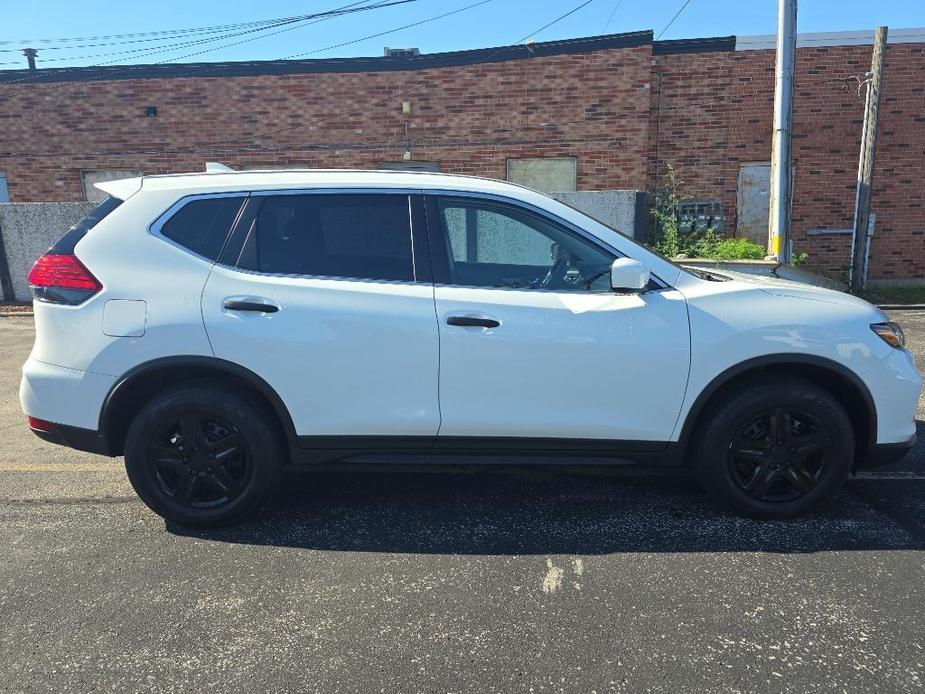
[849,26,888,293]
[22,48,38,71]
[767,0,797,264]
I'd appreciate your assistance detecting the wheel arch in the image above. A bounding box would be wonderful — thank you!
[99,356,298,458]
[676,354,877,467]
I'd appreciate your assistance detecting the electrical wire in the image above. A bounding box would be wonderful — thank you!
[0,11,375,46]
[601,0,623,34]
[0,0,398,88]
[13,1,407,67]
[656,0,694,40]
[283,0,494,59]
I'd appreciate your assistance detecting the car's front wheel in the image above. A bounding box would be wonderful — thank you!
[124,383,283,527]
[694,376,854,518]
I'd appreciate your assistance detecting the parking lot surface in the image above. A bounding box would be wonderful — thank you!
[1,313,923,693]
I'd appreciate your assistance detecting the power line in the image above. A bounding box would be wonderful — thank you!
[656,0,694,40]
[0,12,370,46]
[0,0,398,90]
[284,0,494,59]
[517,0,597,43]
[3,1,404,67]
[601,0,623,33]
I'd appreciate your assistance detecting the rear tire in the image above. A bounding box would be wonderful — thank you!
[124,383,283,527]
[694,376,854,518]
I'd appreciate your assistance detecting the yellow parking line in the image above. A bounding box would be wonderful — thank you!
[0,463,122,472]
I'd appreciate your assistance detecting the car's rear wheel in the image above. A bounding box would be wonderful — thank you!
[124,384,283,527]
[694,376,854,518]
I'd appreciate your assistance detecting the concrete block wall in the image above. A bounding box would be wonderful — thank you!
[0,203,95,301]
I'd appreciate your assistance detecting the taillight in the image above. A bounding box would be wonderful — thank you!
[28,254,102,305]
[28,416,56,433]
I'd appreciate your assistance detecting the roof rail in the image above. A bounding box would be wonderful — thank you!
[205,162,236,173]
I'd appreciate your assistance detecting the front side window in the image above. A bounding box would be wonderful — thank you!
[239,194,414,282]
[435,198,614,291]
[159,196,245,261]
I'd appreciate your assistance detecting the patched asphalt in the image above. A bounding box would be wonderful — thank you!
[1,313,923,693]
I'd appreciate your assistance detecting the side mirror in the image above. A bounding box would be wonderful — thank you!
[610,258,650,293]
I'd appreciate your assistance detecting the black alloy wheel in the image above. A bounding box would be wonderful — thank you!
[148,412,252,509]
[728,407,828,502]
[124,384,283,527]
[695,376,854,518]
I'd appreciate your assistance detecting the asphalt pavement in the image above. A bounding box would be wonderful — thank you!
[1,313,923,693]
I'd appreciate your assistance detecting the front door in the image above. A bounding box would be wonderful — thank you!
[426,195,690,446]
[202,192,440,443]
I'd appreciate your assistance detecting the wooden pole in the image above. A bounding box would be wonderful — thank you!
[850,26,887,293]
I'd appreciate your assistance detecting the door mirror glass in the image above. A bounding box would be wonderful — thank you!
[610,258,650,292]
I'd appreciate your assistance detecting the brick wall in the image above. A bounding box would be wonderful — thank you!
[0,36,922,280]
[0,45,653,201]
[652,43,925,280]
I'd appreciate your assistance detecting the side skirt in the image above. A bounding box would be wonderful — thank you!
[292,436,684,467]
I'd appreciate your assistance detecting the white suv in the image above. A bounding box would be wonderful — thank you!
[20,168,921,526]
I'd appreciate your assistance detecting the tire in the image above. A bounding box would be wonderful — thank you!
[124,383,284,527]
[694,376,854,518]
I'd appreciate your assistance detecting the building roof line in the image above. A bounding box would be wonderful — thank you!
[0,30,653,85]
[735,27,925,51]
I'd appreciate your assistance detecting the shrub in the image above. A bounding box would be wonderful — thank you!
[649,162,772,262]
[710,238,767,261]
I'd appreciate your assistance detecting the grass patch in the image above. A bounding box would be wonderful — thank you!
[861,286,925,305]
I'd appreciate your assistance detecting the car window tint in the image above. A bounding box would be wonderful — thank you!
[437,198,614,291]
[249,194,414,282]
[160,196,245,261]
[50,196,122,254]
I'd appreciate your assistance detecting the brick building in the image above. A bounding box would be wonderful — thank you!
[0,28,923,281]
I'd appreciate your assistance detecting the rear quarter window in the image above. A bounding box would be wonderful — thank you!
[158,196,245,261]
[50,196,122,254]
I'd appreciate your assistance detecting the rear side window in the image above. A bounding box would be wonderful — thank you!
[159,196,245,261]
[238,194,414,282]
[50,196,122,254]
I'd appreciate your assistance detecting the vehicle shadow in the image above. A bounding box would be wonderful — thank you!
[168,456,925,554]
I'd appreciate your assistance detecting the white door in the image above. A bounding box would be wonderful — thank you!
[202,192,440,441]
[428,196,690,444]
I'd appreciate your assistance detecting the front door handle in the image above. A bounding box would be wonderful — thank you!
[446,315,500,329]
[223,299,279,313]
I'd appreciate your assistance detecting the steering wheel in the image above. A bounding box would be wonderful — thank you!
[540,253,571,289]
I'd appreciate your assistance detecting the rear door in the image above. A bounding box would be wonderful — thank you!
[426,194,690,446]
[201,191,440,444]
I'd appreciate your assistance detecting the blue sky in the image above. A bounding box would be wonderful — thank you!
[1,0,923,70]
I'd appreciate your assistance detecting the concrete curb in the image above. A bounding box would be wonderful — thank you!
[0,312,33,317]
[879,305,925,311]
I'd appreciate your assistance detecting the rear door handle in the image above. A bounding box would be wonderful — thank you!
[223,299,279,313]
[446,315,500,329]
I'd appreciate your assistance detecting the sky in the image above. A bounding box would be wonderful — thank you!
[1,0,923,71]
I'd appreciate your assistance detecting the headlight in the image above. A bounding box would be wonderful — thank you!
[870,322,906,349]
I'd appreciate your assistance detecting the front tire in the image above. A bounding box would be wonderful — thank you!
[694,376,854,518]
[124,384,283,527]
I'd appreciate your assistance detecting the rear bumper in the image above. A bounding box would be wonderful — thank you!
[29,421,114,456]
[858,432,918,470]
[20,358,115,431]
